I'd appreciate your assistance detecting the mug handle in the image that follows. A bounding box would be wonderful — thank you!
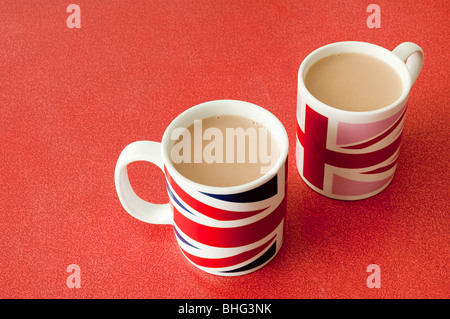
[392,42,424,86]
[114,141,172,224]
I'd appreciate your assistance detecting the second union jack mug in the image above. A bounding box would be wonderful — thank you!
[115,100,289,276]
[296,41,424,200]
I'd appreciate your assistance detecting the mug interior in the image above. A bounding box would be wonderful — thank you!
[298,41,412,115]
[161,100,289,192]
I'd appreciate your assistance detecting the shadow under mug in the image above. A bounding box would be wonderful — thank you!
[296,41,424,200]
[115,100,289,276]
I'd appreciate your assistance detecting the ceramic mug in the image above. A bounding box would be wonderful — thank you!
[115,100,289,276]
[296,41,424,200]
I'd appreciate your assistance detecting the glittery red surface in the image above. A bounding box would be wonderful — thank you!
[1,0,448,298]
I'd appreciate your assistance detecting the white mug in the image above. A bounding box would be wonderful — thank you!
[296,41,424,200]
[115,100,289,276]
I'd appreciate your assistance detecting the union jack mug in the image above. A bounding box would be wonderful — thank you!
[115,100,289,276]
[296,41,424,200]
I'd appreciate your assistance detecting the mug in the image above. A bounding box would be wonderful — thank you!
[115,100,289,276]
[296,41,424,200]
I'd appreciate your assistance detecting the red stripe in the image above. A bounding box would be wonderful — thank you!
[165,166,268,221]
[172,197,286,248]
[296,121,303,146]
[341,107,406,150]
[297,118,403,169]
[297,106,329,190]
[325,132,402,169]
[180,235,276,268]
[362,156,398,174]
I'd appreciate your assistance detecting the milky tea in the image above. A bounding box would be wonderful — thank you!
[304,52,403,112]
[171,115,279,187]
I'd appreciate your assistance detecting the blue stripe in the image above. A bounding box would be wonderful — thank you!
[174,227,199,250]
[220,241,277,274]
[166,181,195,216]
[200,174,278,203]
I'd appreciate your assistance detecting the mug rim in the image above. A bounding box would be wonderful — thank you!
[298,41,412,116]
[160,99,289,193]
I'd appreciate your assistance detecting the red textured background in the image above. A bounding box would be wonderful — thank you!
[1,0,449,299]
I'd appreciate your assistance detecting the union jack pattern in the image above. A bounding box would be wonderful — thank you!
[296,100,408,200]
[164,163,287,276]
